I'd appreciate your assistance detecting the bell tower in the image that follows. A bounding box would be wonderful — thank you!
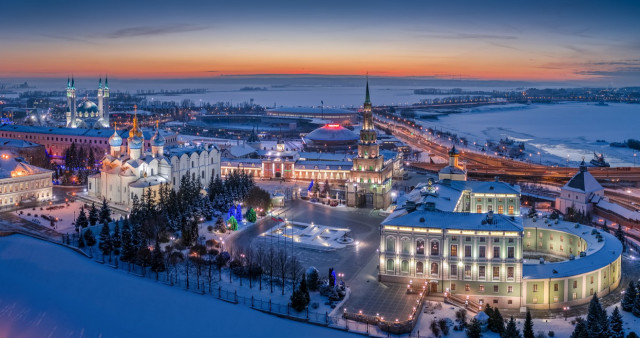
[347,76,392,209]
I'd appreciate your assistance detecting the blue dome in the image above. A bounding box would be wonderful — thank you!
[129,135,143,149]
[109,130,122,147]
[77,100,99,114]
[151,130,165,147]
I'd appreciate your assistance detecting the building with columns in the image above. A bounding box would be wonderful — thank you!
[379,151,621,310]
[0,151,53,207]
[88,114,220,207]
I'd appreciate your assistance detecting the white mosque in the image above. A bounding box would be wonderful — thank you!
[65,76,110,129]
[88,112,221,207]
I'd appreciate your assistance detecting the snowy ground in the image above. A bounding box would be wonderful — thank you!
[416,102,640,167]
[411,300,640,338]
[262,221,353,251]
[0,234,354,338]
[15,201,124,235]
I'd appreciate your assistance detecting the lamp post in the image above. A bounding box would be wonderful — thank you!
[634,153,637,168]
[563,306,570,321]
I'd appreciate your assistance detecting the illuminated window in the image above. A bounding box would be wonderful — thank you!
[498,205,504,214]
[477,205,482,213]
[416,262,424,274]
[416,240,425,255]
[493,267,500,280]
[508,205,514,215]
[450,245,457,257]
[479,285,485,292]
[431,241,440,256]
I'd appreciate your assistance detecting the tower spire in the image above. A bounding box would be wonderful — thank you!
[105,75,109,89]
[365,72,370,105]
[99,76,102,89]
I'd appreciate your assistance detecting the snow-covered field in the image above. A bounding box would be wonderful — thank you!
[417,102,640,167]
[0,234,353,338]
[412,300,640,338]
[15,201,125,235]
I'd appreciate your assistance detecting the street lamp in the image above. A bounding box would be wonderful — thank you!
[563,306,570,321]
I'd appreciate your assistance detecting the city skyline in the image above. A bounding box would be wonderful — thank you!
[2,0,640,85]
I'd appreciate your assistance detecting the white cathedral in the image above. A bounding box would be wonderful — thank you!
[65,76,110,129]
[88,113,221,207]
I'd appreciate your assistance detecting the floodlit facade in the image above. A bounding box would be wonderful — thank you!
[88,114,220,207]
[0,151,53,206]
[380,151,622,310]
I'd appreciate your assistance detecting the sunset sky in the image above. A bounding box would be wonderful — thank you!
[2,0,640,84]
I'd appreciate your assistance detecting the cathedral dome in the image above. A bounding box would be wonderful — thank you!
[151,130,165,147]
[109,130,122,147]
[77,100,99,115]
[129,135,143,149]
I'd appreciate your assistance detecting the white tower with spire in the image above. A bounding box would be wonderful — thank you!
[66,76,77,127]
[97,77,104,120]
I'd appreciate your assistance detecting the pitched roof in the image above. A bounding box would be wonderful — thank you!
[563,168,603,193]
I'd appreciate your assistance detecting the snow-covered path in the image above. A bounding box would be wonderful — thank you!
[0,234,354,338]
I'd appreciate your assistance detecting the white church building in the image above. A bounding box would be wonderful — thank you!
[555,160,604,215]
[88,114,220,207]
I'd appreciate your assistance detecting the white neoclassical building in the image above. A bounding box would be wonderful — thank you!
[0,151,53,207]
[88,115,220,207]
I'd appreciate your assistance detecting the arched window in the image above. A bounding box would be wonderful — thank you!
[401,238,411,254]
[431,262,439,275]
[401,260,409,273]
[416,240,425,255]
[416,262,424,274]
[386,237,396,253]
[386,259,394,272]
[431,240,440,256]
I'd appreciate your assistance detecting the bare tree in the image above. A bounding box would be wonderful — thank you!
[169,251,184,285]
[276,249,288,295]
[266,245,276,293]
[255,246,265,290]
[244,247,255,288]
[289,255,302,292]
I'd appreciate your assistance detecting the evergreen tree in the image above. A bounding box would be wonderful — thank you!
[587,294,605,337]
[633,290,640,317]
[623,281,637,312]
[89,202,99,226]
[571,318,588,338]
[628,333,639,338]
[610,306,624,338]
[111,223,121,255]
[99,223,112,261]
[503,316,522,338]
[299,273,310,304]
[120,221,135,263]
[88,148,95,169]
[523,310,534,338]
[306,267,319,291]
[228,216,238,231]
[492,308,505,335]
[99,198,112,224]
[246,207,257,223]
[616,224,627,251]
[484,304,495,331]
[76,206,89,228]
[465,318,482,338]
[83,228,96,255]
[78,233,85,248]
[151,242,166,280]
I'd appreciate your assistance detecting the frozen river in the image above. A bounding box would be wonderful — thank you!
[416,102,640,167]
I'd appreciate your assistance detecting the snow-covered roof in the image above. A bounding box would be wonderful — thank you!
[227,144,257,158]
[383,209,523,232]
[0,152,51,179]
[129,175,168,188]
[522,219,622,279]
[563,166,603,193]
[596,198,640,221]
[0,138,42,148]
[298,152,352,162]
[304,125,359,143]
[267,107,356,116]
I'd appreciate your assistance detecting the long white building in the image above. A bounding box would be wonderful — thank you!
[0,151,53,207]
